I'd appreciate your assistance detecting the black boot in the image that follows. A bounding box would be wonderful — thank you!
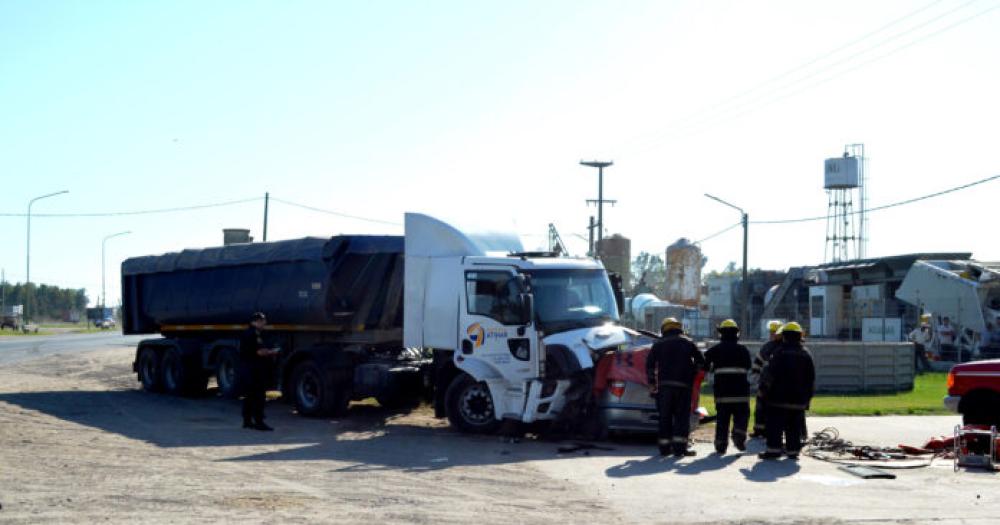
[242,419,253,429]
[253,421,274,431]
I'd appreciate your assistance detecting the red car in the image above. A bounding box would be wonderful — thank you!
[593,334,707,436]
[945,359,1000,426]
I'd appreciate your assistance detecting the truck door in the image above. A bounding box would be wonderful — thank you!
[460,269,538,385]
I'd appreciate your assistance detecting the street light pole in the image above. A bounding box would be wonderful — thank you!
[102,231,131,308]
[25,190,69,322]
[705,193,750,337]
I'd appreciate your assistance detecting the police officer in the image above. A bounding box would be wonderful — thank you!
[704,319,752,454]
[646,317,705,457]
[241,312,279,431]
[750,320,783,438]
[758,322,815,459]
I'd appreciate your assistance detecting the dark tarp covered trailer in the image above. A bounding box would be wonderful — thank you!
[121,236,404,335]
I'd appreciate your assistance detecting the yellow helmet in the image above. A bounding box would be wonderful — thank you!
[767,320,782,333]
[661,317,682,331]
[718,319,739,330]
[781,321,803,334]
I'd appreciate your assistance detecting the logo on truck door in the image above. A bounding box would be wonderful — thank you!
[467,323,485,348]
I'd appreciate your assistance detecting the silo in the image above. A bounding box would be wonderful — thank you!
[597,234,631,292]
[664,238,703,307]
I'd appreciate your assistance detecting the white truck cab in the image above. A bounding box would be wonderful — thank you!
[404,213,627,432]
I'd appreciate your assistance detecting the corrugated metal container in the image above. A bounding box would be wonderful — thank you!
[665,238,703,307]
[597,234,631,291]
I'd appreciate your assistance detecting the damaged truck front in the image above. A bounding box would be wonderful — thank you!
[405,213,629,433]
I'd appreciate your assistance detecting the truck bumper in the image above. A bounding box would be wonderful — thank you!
[943,395,961,413]
[520,379,570,423]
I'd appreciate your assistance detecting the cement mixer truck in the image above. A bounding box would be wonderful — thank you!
[123,213,637,433]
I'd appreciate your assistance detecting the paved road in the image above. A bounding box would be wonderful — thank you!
[0,331,144,365]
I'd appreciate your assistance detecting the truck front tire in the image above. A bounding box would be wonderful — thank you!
[445,374,501,434]
[962,392,1000,427]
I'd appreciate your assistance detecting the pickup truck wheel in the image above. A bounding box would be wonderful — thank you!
[137,347,162,392]
[215,348,243,398]
[445,374,501,434]
[291,361,350,417]
[962,399,1000,427]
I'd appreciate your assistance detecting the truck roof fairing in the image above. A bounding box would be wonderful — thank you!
[405,212,524,257]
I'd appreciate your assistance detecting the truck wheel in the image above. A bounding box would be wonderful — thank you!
[291,360,350,417]
[962,398,1000,427]
[445,374,500,434]
[137,347,162,392]
[162,348,208,396]
[215,348,243,398]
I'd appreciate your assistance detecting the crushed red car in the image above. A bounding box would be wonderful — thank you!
[592,334,707,435]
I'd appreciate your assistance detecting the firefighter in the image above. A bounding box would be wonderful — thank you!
[758,322,815,459]
[704,319,752,454]
[749,320,783,438]
[241,312,280,431]
[646,317,705,457]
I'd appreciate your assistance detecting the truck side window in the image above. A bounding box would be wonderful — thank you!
[465,271,524,325]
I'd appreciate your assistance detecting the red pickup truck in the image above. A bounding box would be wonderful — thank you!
[945,359,1000,426]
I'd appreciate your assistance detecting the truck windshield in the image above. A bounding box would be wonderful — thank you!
[527,269,620,333]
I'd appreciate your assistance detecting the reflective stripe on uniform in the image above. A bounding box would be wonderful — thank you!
[658,438,670,445]
[714,367,749,374]
[658,380,689,388]
[672,436,689,443]
[769,402,807,410]
[766,448,783,454]
[715,396,751,404]
[732,428,747,436]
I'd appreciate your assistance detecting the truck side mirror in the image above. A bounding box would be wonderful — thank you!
[519,293,534,326]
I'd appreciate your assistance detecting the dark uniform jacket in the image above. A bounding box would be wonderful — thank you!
[240,327,274,382]
[759,342,815,410]
[704,339,752,403]
[751,339,781,377]
[646,330,705,388]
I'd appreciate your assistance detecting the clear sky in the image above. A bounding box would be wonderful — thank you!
[2,0,999,306]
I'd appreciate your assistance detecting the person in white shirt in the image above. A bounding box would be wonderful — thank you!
[908,323,933,373]
[937,317,958,361]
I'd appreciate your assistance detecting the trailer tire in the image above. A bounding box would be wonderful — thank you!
[162,347,208,396]
[137,346,162,392]
[445,374,500,434]
[215,348,244,399]
[291,360,350,417]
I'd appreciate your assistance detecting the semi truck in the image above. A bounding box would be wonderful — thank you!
[123,213,637,433]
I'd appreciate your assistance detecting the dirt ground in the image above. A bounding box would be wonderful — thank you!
[0,346,625,524]
[1,345,997,524]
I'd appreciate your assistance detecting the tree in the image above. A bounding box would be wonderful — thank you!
[631,252,666,296]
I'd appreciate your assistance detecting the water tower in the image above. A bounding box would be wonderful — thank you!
[823,144,867,262]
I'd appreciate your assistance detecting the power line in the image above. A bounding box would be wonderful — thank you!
[0,196,264,217]
[269,197,402,226]
[753,173,1000,225]
[621,0,994,154]
[695,222,742,244]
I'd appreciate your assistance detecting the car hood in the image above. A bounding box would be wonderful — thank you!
[543,323,648,370]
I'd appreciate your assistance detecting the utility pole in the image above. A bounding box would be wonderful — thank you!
[587,216,596,256]
[263,192,270,242]
[102,231,131,308]
[580,160,616,248]
[25,190,69,323]
[706,194,750,337]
